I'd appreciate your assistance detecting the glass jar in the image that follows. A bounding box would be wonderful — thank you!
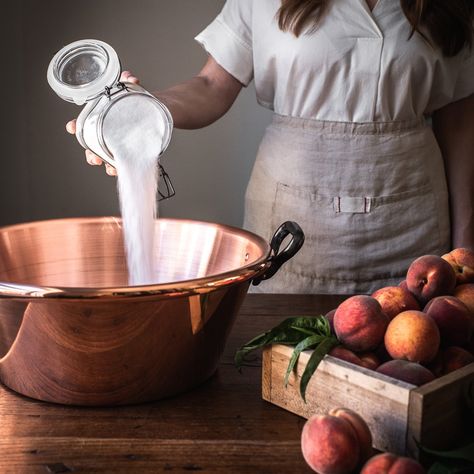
[47,39,174,200]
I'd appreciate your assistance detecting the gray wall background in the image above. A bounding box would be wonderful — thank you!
[1,0,272,227]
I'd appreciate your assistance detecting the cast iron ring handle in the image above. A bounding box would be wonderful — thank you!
[252,221,305,285]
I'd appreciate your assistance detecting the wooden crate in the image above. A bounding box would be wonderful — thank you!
[262,344,474,459]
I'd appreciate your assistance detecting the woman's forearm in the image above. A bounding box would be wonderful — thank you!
[433,94,474,250]
[155,56,243,129]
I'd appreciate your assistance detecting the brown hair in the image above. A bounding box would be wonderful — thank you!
[277,0,473,56]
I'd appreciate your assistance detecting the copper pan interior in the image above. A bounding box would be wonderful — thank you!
[0,217,270,296]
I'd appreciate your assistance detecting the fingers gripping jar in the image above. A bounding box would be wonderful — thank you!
[47,39,174,200]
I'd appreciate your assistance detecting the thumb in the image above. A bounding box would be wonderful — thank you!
[66,119,76,134]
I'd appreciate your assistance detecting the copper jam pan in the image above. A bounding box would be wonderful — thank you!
[0,217,303,405]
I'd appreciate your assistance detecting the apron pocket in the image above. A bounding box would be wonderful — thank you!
[271,181,443,286]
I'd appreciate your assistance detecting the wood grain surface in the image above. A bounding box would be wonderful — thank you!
[0,294,344,473]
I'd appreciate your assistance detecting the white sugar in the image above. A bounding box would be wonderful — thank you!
[102,94,166,285]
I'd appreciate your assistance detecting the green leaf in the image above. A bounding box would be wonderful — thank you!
[428,462,452,474]
[463,380,474,416]
[234,315,329,369]
[289,326,317,337]
[284,334,326,387]
[234,315,337,401]
[428,461,474,474]
[428,462,451,474]
[234,329,301,369]
[300,336,339,402]
[419,442,474,464]
[289,316,330,335]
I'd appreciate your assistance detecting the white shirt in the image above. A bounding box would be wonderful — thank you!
[195,0,474,123]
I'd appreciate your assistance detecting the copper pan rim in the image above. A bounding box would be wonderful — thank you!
[0,217,272,302]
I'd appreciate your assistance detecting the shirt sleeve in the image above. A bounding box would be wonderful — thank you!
[195,0,254,86]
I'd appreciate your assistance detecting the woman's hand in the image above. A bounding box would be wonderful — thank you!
[65,71,140,177]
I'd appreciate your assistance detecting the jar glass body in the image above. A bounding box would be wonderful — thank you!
[75,82,173,167]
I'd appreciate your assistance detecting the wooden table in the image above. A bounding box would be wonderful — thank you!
[0,294,346,473]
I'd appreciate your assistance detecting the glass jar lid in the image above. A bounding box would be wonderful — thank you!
[47,39,121,105]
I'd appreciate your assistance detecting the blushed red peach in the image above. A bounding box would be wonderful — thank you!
[361,453,426,473]
[301,414,360,474]
[406,255,456,305]
[424,296,473,346]
[465,337,474,356]
[324,309,336,334]
[399,280,409,291]
[384,310,440,363]
[442,248,474,285]
[372,286,420,320]
[454,283,474,316]
[334,295,389,352]
[329,346,380,371]
[376,359,435,386]
[358,352,381,370]
[429,346,474,376]
[329,346,364,366]
[328,408,373,465]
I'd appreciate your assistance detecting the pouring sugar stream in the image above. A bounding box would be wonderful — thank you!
[48,39,174,285]
[103,95,165,284]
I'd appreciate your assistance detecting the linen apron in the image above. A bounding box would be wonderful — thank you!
[244,115,451,295]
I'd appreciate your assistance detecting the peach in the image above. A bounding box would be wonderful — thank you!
[372,286,420,320]
[424,296,473,346]
[429,346,474,376]
[399,280,409,291]
[301,414,360,474]
[376,360,435,386]
[358,352,381,370]
[328,408,373,465]
[384,310,440,363]
[329,346,364,366]
[442,248,474,285]
[406,255,456,305]
[454,283,474,316]
[465,336,474,356]
[324,309,336,334]
[334,296,389,352]
[361,453,426,473]
[329,346,380,370]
